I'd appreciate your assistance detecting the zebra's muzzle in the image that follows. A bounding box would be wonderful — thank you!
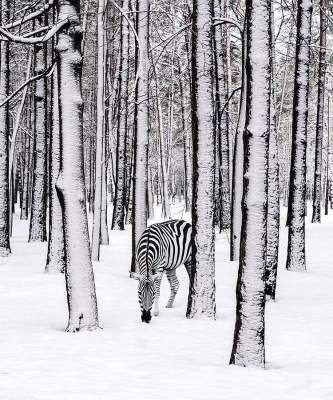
[141,310,152,323]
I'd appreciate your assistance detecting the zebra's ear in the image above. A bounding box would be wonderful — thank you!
[130,272,143,281]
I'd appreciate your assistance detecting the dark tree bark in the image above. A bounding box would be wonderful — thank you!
[230,20,246,261]
[230,0,271,368]
[311,0,327,223]
[0,0,11,256]
[265,6,280,301]
[186,0,216,320]
[112,0,130,230]
[286,0,313,272]
[29,28,48,243]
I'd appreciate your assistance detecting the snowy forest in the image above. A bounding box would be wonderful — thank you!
[0,0,332,398]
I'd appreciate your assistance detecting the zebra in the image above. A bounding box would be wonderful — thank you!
[132,220,192,323]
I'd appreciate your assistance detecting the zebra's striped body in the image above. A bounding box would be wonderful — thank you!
[133,220,192,323]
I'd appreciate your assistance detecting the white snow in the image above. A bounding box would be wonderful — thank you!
[0,204,333,399]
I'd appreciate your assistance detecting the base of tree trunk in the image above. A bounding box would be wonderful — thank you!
[0,247,10,257]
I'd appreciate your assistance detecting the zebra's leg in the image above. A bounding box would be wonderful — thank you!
[165,269,180,308]
[153,275,163,317]
[184,260,192,282]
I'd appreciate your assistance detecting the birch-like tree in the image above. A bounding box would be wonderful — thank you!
[311,0,327,223]
[112,0,130,231]
[131,0,150,274]
[230,21,246,262]
[186,0,216,320]
[286,0,313,272]
[92,0,108,261]
[0,0,11,256]
[265,6,280,301]
[29,22,48,243]
[230,0,271,368]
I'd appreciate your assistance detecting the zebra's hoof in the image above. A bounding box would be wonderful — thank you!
[153,311,159,317]
[166,304,173,308]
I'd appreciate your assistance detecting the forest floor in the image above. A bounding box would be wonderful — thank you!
[0,203,333,399]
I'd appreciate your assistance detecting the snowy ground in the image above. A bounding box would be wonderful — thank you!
[1,203,333,399]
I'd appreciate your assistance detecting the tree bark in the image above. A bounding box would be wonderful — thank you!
[286,0,313,272]
[230,0,271,368]
[0,0,11,256]
[131,0,149,274]
[186,0,216,319]
[112,0,130,230]
[29,26,48,243]
[265,6,280,301]
[56,0,99,331]
[311,0,326,223]
[92,0,107,260]
[46,65,65,273]
[230,21,246,261]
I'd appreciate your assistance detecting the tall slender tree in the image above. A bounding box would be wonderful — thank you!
[186,0,216,320]
[265,6,280,300]
[311,0,327,223]
[92,0,107,260]
[230,21,246,262]
[131,0,150,274]
[29,21,48,243]
[112,0,130,230]
[0,0,11,256]
[286,0,313,272]
[230,0,271,368]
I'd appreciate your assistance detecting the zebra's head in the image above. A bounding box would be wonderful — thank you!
[132,272,162,323]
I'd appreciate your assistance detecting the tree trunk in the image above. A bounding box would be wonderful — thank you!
[311,0,326,223]
[265,6,280,301]
[230,0,271,368]
[0,0,11,256]
[131,0,150,274]
[186,0,216,320]
[112,0,130,230]
[92,0,107,260]
[45,65,65,273]
[286,0,313,272]
[56,0,99,331]
[230,20,247,261]
[29,30,48,243]
[220,0,231,231]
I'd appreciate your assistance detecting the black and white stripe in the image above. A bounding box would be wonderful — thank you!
[133,220,192,323]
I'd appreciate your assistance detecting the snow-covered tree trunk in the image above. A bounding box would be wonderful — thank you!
[56,0,99,331]
[220,0,231,231]
[20,132,31,221]
[265,6,280,301]
[100,138,109,244]
[112,0,129,230]
[45,66,65,273]
[286,0,312,272]
[230,0,271,368]
[311,0,326,223]
[131,0,150,274]
[29,33,48,242]
[230,22,246,261]
[156,92,171,219]
[92,0,107,260]
[0,0,10,256]
[186,0,216,320]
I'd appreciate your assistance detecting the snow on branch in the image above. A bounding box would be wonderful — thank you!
[4,0,56,30]
[213,17,243,34]
[0,62,55,109]
[0,17,69,44]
